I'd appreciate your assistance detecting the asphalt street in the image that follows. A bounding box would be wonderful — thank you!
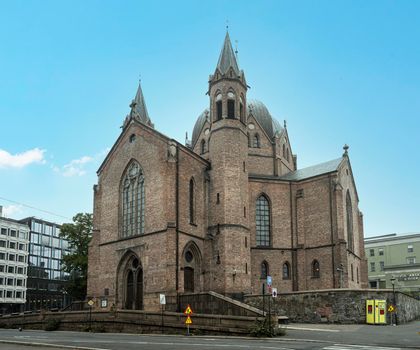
[0,322,418,350]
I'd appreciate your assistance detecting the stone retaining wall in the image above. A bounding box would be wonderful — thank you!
[244,288,420,324]
[0,309,263,335]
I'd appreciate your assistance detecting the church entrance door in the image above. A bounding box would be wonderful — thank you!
[184,267,194,292]
[124,257,143,310]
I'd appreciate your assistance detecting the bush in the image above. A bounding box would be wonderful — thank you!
[250,319,273,337]
[91,324,106,333]
[44,319,61,331]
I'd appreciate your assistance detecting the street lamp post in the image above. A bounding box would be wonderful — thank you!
[390,277,396,326]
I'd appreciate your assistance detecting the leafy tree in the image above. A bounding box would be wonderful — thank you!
[59,213,93,301]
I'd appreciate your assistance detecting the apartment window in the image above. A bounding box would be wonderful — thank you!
[18,255,24,263]
[0,240,5,248]
[17,267,23,274]
[370,262,375,272]
[407,257,416,264]
[0,228,6,235]
[369,249,375,257]
[16,279,23,286]
[0,253,5,260]
[0,265,4,272]
[18,243,25,251]
[16,291,22,298]
[379,248,384,256]
[6,291,12,298]
[9,230,16,237]
[7,278,13,286]
[9,242,16,249]
[8,266,14,274]
[0,277,3,285]
[8,254,15,261]
[380,261,384,271]
[408,245,414,253]
[19,231,27,239]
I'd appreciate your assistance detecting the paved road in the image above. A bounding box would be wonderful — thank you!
[0,322,418,350]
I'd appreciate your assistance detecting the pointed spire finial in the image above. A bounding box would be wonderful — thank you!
[128,80,153,128]
[226,19,229,31]
[284,120,287,128]
[215,30,240,75]
[343,144,349,157]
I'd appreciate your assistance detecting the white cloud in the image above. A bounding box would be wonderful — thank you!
[55,155,94,177]
[1,204,23,218]
[0,148,45,168]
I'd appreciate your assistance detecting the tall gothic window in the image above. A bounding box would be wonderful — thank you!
[256,194,270,247]
[312,260,320,278]
[121,161,145,237]
[227,99,235,119]
[216,100,222,120]
[189,178,195,224]
[283,261,290,280]
[346,190,354,251]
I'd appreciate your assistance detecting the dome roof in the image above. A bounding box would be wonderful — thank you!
[191,100,283,147]
[247,99,283,139]
[191,108,210,147]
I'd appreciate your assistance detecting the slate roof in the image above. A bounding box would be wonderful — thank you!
[216,32,240,75]
[279,157,344,181]
[132,82,152,126]
[247,99,283,139]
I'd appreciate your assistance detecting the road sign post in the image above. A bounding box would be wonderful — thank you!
[87,299,94,330]
[184,304,193,336]
[266,276,272,335]
[159,294,166,334]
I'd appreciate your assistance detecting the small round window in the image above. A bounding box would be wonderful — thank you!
[185,251,193,263]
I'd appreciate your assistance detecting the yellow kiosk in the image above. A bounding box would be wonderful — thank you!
[366,299,387,324]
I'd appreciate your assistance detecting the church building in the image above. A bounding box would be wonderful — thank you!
[87,33,368,311]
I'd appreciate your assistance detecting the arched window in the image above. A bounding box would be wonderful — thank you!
[357,267,359,284]
[286,148,290,161]
[239,96,244,122]
[346,190,354,251]
[351,264,354,281]
[312,260,320,278]
[256,194,270,247]
[261,261,269,279]
[227,100,235,119]
[282,144,286,158]
[283,262,291,280]
[121,161,145,237]
[200,139,206,154]
[253,134,260,148]
[189,178,195,224]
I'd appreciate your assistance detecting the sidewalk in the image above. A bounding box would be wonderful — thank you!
[282,321,420,348]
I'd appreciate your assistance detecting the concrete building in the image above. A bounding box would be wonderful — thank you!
[365,233,420,296]
[0,208,29,313]
[87,32,368,311]
[20,217,71,311]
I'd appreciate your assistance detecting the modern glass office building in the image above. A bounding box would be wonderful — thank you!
[365,233,420,296]
[20,217,71,310]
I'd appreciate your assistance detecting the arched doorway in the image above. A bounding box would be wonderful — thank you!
[182,242,202,293]
[123,256,143,310]
[184,267,194,292]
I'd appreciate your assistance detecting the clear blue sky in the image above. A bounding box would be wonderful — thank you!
[0,0,419,237]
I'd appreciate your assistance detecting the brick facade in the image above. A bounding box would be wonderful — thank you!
[87,33,368,311]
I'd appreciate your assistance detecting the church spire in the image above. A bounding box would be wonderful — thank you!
[215,31,240,75]
[123,81,153,129]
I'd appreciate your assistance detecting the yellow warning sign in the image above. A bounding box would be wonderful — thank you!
[388,304,396,313]
[87,299,94,307]
[184,304,193,315]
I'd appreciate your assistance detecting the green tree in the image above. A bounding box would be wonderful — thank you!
[60,213,93,301]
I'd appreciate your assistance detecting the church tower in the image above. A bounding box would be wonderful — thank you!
[207,32,251,296]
